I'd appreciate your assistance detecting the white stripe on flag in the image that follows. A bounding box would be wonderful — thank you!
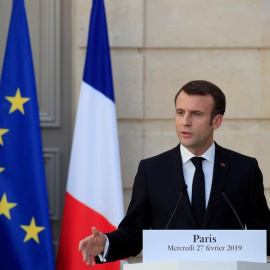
[67,81,124,227]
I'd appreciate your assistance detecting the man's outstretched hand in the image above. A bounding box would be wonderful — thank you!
[78,227,106,266]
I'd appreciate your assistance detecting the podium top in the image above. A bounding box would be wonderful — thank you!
[122,261,270,270]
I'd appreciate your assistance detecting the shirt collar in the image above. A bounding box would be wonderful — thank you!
[180,142,215,164]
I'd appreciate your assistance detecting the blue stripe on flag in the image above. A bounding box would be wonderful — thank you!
[83,0,115,103]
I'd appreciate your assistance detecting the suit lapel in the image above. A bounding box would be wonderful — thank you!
[169,144,197,228]
[202,142,229,228]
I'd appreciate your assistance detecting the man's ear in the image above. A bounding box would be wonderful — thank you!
[212,114,223,130]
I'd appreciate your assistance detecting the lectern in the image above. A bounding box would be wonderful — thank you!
[119,230,269,270]
[120,260,270,270]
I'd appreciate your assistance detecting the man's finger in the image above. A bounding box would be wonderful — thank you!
[90,255,95,266]
[82,249,88,262]
[78,239,85,251]
[91,227,100,237]
[86,252,91,265]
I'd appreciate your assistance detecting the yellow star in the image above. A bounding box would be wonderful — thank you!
[0,167,5,173]
[0,128,9,146]
[21,217,45,243]
[0,193,17,220]
[5,88,30,114]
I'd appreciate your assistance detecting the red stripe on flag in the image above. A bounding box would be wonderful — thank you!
[57,192,120,270]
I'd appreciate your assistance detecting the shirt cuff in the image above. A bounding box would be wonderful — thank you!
[98,235,109,262]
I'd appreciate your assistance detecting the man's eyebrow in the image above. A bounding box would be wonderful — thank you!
[176,108,204,113]
[192,110,204,113]
[175,108,184,112]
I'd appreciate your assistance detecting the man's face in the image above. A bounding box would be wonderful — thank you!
[175,91,222,156]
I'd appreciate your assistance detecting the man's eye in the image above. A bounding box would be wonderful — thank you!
[193,112,201,116]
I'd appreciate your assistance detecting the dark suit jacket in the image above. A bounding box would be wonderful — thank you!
[105,143,270,262]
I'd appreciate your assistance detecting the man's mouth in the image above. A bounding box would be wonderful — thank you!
[181,131,193,137]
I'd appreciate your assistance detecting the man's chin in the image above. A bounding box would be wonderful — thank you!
[179,139,194,148]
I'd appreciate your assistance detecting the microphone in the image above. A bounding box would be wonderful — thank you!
[222,192,245,230]
[165,185,187,229]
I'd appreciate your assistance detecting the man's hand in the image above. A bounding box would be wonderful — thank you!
[78,227,106,266]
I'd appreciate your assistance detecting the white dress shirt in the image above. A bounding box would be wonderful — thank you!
[180,142,215,207]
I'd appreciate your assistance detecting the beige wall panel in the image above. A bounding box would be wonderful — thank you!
[215,120,270,188]
[77,0,144,48]
[75,0,91,48]
[105,0,144,47]
[261,0,270,47]
[145,0,268,48]
[111,50,144,119]
[144,120,179,158]
[265,189,270,206]
[144,49,270,119]
[118,121,144,188]
[261,50,270,117]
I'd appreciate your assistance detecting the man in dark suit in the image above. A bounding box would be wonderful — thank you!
[79,80,270,265]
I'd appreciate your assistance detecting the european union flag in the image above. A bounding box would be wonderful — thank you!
[0,0,55,269]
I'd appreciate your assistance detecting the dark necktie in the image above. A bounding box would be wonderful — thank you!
[191,157,206,228]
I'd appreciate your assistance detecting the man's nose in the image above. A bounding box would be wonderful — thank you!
[182,114,191,126]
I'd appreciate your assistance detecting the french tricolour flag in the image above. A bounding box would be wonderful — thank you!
[57,0,124,269]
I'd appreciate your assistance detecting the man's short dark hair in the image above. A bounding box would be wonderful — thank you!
[174,80,226,119]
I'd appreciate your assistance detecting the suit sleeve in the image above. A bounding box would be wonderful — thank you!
[246,158,270,255]
[104,160,151,262]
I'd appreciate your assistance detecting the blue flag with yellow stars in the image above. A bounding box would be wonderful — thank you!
[0,0,55,269]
